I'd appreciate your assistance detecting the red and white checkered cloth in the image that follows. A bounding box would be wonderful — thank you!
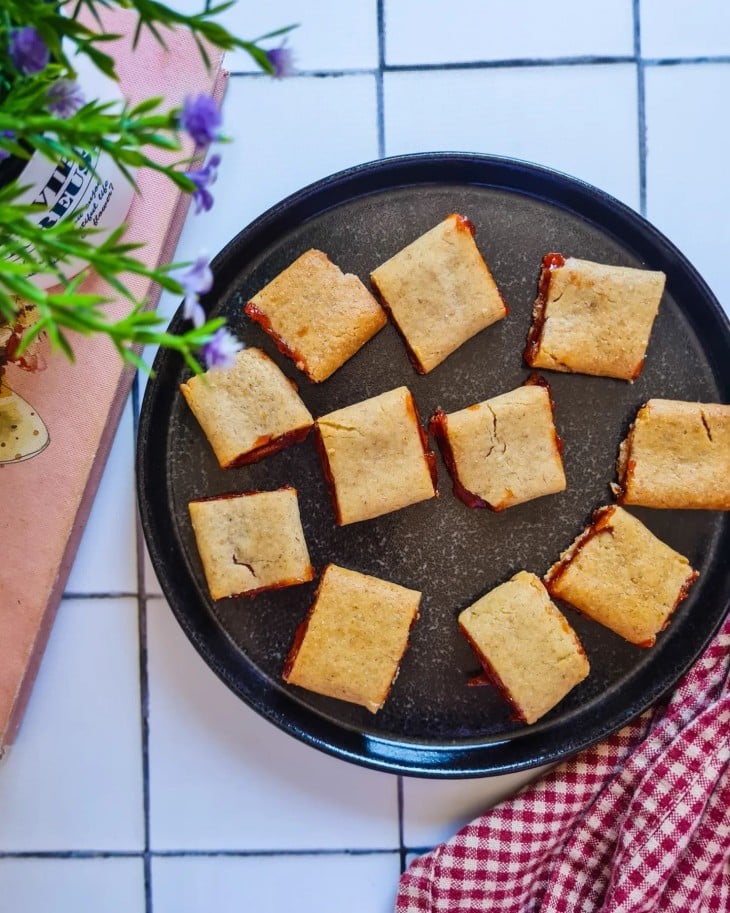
[397,615,730,913]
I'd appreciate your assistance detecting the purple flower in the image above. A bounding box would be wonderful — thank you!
[202,327,243,371]
[188,153,220,214]
[46,79,85,119]
[174,253,213,328]
[180,94,222,147]
[0,130,15,162]
[9,27,49,75]
[266,43,295,79]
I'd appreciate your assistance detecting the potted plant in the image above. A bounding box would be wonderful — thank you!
[0,0,294,382]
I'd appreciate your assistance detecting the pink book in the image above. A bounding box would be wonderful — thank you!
[0,9,228,750]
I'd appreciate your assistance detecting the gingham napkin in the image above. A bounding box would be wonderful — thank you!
[397,615,730,913]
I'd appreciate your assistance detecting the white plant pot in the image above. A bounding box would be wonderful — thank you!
[6,149,136,289]
[2,54,136,290]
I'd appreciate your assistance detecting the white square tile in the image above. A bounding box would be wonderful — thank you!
[645,63,730,311]
[0,858,145,913]
[218,0,378,72]
[191,75,379,258]
[166,0,206,14]
[152,853,400,913]
[401,768,548,847]
[383,65,640,209]
[0,598,144,851]
[146,598,400,850]
[385,0,634,64]
[65,399,137,595]
[641,1,730,58]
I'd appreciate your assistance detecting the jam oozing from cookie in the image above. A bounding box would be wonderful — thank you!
[429,409,493,510]
[524,252,566,366]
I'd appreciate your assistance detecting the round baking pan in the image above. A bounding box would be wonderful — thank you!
[137,153,730,777]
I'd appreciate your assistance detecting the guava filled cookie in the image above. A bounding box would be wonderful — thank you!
[525,254,665,381]
[459,571,589,725]
[614,399,730,509]
[430,377,566,511]
[370,213,507,373]
[245,249,386,382]
[283,564,421,713]
[545,505,697,646]
[180,347,313,468]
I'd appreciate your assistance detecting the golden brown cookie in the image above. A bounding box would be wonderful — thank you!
[283,564,421,713]
[370,213,507,373]
[430,377,566,511]
[245,249,386,382]
[545,505,698,646]
[188,487,314,600]
[614,399,730,509]
[315,386,437,525]
[459,571,589,725]
[180,347,313,468]
[525,254,665,381]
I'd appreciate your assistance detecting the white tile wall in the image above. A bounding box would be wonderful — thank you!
[401,768,548,848]
[65,399,137,594]
[6,4,730,912]
[0,857,145,913]
[0,599,144,851]
[383,64,641,210]
[641,0,730,58]
[219,0,379,72]
[152,853,400,913]
[146,598,399,851]
[385,0,635,64]
[645,63,730,311]
[191,75,379,258]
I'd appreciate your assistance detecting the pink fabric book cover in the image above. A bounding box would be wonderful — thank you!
[0,9,228,749]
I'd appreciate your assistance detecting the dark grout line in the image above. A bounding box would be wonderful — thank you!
[644,55,730,66]
[225,52,730,84]
[0,848,402,859]
[228,67,377,78]
[376,0,386,158]
[224,55,730,84]
[397,776,407,873]
[131,372,140,438]
[633,0,641,60]
[634,0,648,217]
[138,598,153,913]
[151,848,401,858]
[62,592,138,600]
[132,371,154,913]
[384,55,635,71]
[0,851,143,859]
[401,845,434,857]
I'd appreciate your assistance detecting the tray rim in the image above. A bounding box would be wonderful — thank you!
[137,151,730,778]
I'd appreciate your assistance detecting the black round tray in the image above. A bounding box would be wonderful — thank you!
[137,153,730,777]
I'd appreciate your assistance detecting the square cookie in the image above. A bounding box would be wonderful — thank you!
[180,347,313,468]
[430,377,566,511]
[614,399,730,510]
[545,505,698,646]
[524,253,665,381]
[370,213,508,373]
[245,249,386,382]
[283,564,421,713]
[316,386,437,525]
[458,571,589,725]
[188,487,314,600]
